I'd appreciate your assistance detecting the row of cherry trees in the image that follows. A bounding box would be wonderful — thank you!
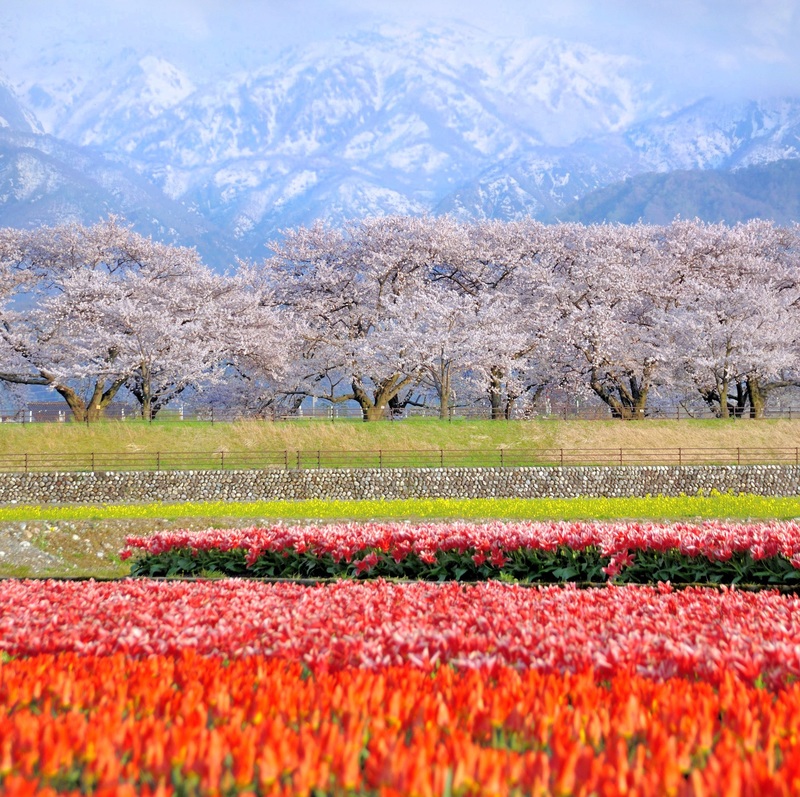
[0,218,285,421]
[262,215,800,420]
[0,215,798,421]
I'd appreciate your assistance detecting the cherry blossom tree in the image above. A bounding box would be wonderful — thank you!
[262,216,456,420]
[546,222,671,419]
[0,218,150,421]
[409,285,480,416]
[471,220,557,418]
[427,218,556,418]
[195,264,295,418]
[664,219,800,418]
[0,217,273,421]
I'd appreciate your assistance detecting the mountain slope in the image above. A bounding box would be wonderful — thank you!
[0,128,238,266]
[0,79,42,134]
[551,158,800,225]
[438,97,800,223]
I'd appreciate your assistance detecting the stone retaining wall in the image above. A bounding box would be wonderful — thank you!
[0,465,799,504]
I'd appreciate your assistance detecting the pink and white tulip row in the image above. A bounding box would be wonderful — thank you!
[2,578,800,688]
[121,520,800,565]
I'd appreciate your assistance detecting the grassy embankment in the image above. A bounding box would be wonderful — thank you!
[2,415,799,459]
[1,418,800,577]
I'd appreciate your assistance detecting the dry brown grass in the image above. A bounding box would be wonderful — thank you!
[548,419,800,451]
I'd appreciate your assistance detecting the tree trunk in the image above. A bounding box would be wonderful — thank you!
[0,370,124,423]
[589,369,630,419]
[747,375,767,419]
[733,381,748,418]
[52,385,90,423]
[625,375,649,420]
[363,405,387,421]
[589,367,652,420]
[135,362,153,420]
[716,343,736,419]
[489,367,504,420]
[52,378,125,422]
[352,379,382,422]
[619,374,650,421]
[351,374,418,422]
[504,394,516,420]
[439,365,452,420]
[717,376,730,419]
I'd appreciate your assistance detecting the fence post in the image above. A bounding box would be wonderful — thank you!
[500,448,505,468]
[737,447,741,466]
[379,449,382,470]
[220,451,225,470]
[440,449,444,468]
[678,448,682,466]
[24,453,28,474]
[619,448,623,466]
[283,450,288,469]
[317,450,321,469]
[91,452,95,473]
[296,450,301,470]
[156,452,160,472]
[560,448,564,467]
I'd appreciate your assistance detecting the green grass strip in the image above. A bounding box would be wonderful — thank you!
[1,493,800,523]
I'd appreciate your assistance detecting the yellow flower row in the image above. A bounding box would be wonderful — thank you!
[0,491,798,523]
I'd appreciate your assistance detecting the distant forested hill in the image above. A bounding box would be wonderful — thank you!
[551,159,800,225]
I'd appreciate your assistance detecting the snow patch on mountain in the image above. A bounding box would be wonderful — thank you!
[0,78,42,134]
[59,26,653,243]
[58,55,195,149]
[627,97,800,171]
[11,152,63,200]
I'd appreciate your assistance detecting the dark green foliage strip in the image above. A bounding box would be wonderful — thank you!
[130,546,800,586]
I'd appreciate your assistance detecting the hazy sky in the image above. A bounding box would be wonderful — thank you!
[2,0,799,102]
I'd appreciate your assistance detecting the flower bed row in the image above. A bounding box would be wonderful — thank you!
[2,652,799,796]
[122,520,800,584]
[2,578,800,687]
[5,577,800,794]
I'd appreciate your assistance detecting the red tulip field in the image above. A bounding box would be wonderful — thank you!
[122,520,800,585]
[3,541,800,795]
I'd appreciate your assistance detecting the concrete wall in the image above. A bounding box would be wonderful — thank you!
[0,465,798,504]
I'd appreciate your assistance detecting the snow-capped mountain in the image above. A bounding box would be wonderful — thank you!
[0,75,236,262]
[0,125,238,264]
[438,97,800,223]
[2,25,800,265]
[12,27,654,255]
[625,97,800,171]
